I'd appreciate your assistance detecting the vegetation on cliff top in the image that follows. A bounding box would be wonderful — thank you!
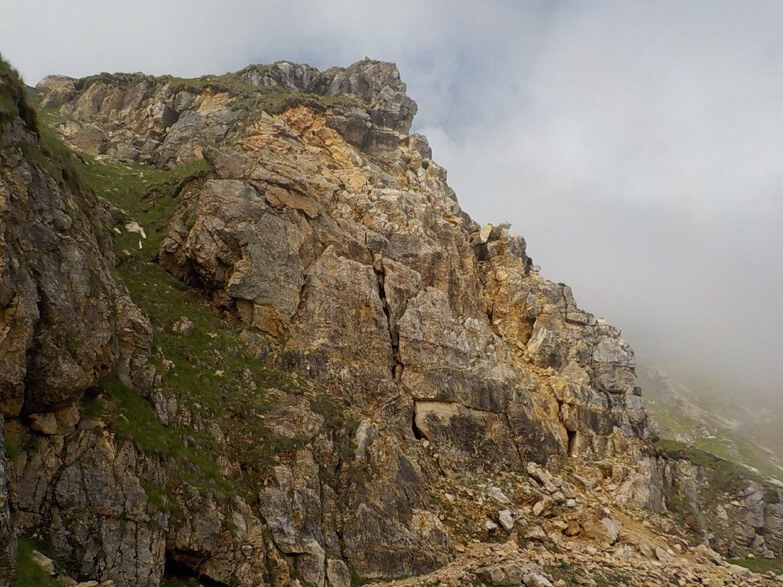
[52,64,361,120]
[0,56,38,131]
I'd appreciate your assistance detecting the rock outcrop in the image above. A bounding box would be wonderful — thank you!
[0,55,779,586]
[663,444,783,559]
[1,60,159,585]
[0,67,155,419]
[0,416,14,587]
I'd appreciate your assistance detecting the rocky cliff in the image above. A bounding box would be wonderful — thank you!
[1,57,781,585]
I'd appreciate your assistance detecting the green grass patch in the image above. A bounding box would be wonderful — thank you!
[0,55,38,132]
[11,537,59,587]
[350,569,375,586]
[100,375,235,495]
[139,478,180,517]
[3,430,20,461]
[728,555,783,574]
[661,482,701,540]
[78,156,209,249]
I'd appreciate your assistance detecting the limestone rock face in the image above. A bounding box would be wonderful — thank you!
[49,432,167,585]
[9,56,775,587]
[6,418,168,585]
[146,73,660,577]
[34,58,418,167]
[0,81,153,418]
[1,65,157,583]
[168,492,268,586]
[325,59,418,133]
[154,103,656,474]
[663,450,783,559]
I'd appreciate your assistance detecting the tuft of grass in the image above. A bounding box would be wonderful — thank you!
[656,438,755,505]
[3,430,20,462]
[661,482,701,540]
[728,556,783,574]
[350,569,374,586]
[100,375,235,495]
[11,537,59,587]
[0,55,38,132]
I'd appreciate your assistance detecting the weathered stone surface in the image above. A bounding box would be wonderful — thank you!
[341,434,450,578]
[326,58,417,133]
[498,509,514,531]
[259,450,326,584]
[8,55,775,587]
[169,493,267,586]
[0,86,154,417]
[34,59,418,167]
[662,448,783,560]
[30,550,55,575]
[326,558,351,587]
[0,417,15,584]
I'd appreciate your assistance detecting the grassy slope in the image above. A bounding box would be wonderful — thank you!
[641,368,783,483]
[77,154,313,496]
[11,538,59,587]
[727,556,783,574]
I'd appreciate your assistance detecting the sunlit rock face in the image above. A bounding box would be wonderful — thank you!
[6,54,751,587]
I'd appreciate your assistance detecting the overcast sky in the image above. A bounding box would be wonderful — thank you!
[3,1,783,399]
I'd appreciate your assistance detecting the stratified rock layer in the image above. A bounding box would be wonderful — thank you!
[0,57,778,586]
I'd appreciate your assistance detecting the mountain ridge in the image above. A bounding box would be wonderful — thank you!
[0,55,781,585]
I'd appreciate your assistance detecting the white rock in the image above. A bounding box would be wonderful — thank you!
[523,572,553,587]
[498,509,514,531]
[601,517,622,544]
[654,546,669,561]
[532,498,550,516]
[326,558,351,587]
[31,550,56,575]
[486,486,511,505]
[125,220,147,239]
[478,223,493,243]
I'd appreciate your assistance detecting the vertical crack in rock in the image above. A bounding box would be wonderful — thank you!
[502,411,527,466]
[567,429,577,457]
[411,403,427,441]
[553,396,577,457]
[373,255,403,381]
